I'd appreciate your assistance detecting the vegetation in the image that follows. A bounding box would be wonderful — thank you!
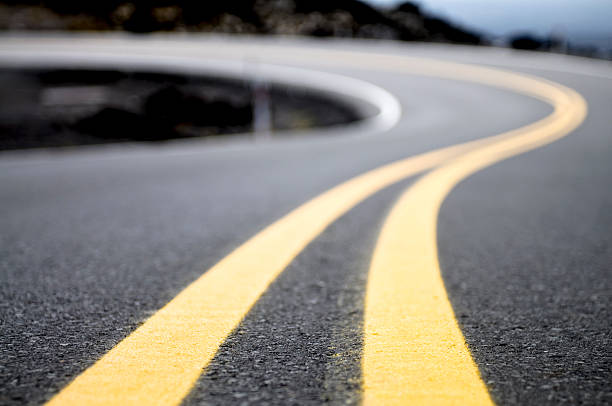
[0,0,482,45]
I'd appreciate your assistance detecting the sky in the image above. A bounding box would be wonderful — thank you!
[364,0,612,49]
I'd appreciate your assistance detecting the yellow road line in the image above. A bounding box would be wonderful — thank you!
[46,144,473,406]
[46,52,586,406]
[362,71,587,404]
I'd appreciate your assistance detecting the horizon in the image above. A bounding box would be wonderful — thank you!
[363,0,612,50]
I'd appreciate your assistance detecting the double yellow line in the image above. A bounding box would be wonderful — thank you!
[47,54,586,406]
[362,66,587,405]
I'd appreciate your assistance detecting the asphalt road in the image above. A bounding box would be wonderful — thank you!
[0,35,611,405]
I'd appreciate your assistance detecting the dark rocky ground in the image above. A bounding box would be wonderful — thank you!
[0,0,482,44]
[0,68,362,150]
[0,1,607,58]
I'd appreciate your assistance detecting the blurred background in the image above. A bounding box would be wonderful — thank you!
[369,0,612,57]
[1,0,610,150]
[0,0,610,58]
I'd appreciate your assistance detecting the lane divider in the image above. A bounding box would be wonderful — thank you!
[46,143,473,406]
[362,72,587,404]
[43,50,587,406]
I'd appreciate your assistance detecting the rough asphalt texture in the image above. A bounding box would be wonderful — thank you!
[439,71,612,405]
[0,37,610,405]
[185,180,412,406]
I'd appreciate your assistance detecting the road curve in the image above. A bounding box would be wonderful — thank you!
[0,34,611,406]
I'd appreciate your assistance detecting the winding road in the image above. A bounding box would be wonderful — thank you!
[1,35,611,405]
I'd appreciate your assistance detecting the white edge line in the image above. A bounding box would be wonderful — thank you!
[0,49,402,136]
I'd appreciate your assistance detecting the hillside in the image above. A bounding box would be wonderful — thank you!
[0,0,482,44]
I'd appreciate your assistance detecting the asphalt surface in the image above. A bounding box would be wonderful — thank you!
[0,35,611,405]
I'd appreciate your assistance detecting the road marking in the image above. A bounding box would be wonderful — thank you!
[46,144,474,406]
[43,49,587,406]
[362,70,587,404]
[0,47,403,138]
